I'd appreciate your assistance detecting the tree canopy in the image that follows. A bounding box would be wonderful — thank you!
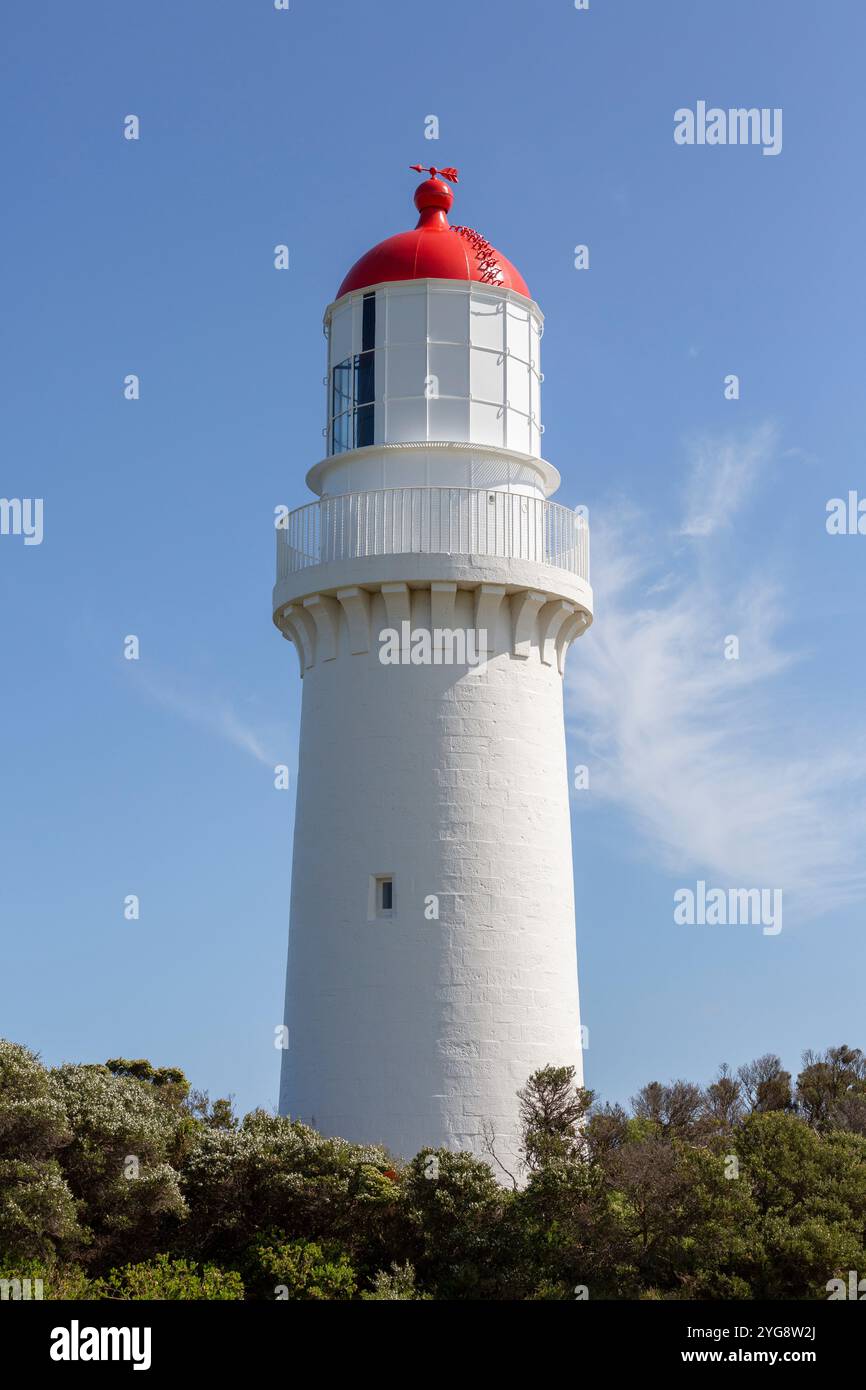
[1,1038,864,1300]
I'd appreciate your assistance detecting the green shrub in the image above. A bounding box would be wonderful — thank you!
[90,1253,243,1300]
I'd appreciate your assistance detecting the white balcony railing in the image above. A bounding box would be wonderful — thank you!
[276,487,589,583]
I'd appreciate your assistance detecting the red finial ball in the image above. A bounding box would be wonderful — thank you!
[414,177,454,216]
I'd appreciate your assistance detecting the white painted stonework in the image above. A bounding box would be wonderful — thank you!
[275,276,592,1178]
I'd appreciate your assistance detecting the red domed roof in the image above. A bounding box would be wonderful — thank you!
[335,171,530,301]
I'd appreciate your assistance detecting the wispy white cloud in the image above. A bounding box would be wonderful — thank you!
[679,420,777,537]
[132,668,282,768]
[567,424,866,916]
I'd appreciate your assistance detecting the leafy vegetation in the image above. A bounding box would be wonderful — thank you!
[1,1039,865,1300]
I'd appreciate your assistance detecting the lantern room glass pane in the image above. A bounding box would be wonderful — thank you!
[386,397,425,444]
[332,358,352,416]
[470,292,504,351]
[530,369,540,425]
[362,293,376,352]
[387,289,427,345]
[428,288,468,344]
[428,343,469,399]
[530,316,542,367]
[470,400,504,447]
[356,403,374,448]
[356,350,374,405]
[329,345,376,454]
[506,408,530,454]
[428,395,469,441]
[470,346,504,403]
[332,411,352,454]
[508,359,531,416]
[330,305,353,365]
[506,301,531,362]
[386,343,427,399]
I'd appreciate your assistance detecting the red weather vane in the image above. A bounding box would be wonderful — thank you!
[410,164,459,184]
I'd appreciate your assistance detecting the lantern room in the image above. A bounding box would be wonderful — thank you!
[310,170,551,501]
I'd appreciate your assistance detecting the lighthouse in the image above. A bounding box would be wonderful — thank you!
[274,168,593,1176]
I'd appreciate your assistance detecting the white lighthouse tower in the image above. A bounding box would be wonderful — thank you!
[274,168,593,1176]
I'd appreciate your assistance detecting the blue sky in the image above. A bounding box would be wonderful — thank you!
[2,0,864,1118]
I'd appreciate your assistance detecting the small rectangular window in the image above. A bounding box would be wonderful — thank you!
[355,347,375,448]
[332,358,352,414]
[362,292,376,352]
[356,350,375,404]
[332,411,351,455]
[369,874,394,920]
[356,403,374,448]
